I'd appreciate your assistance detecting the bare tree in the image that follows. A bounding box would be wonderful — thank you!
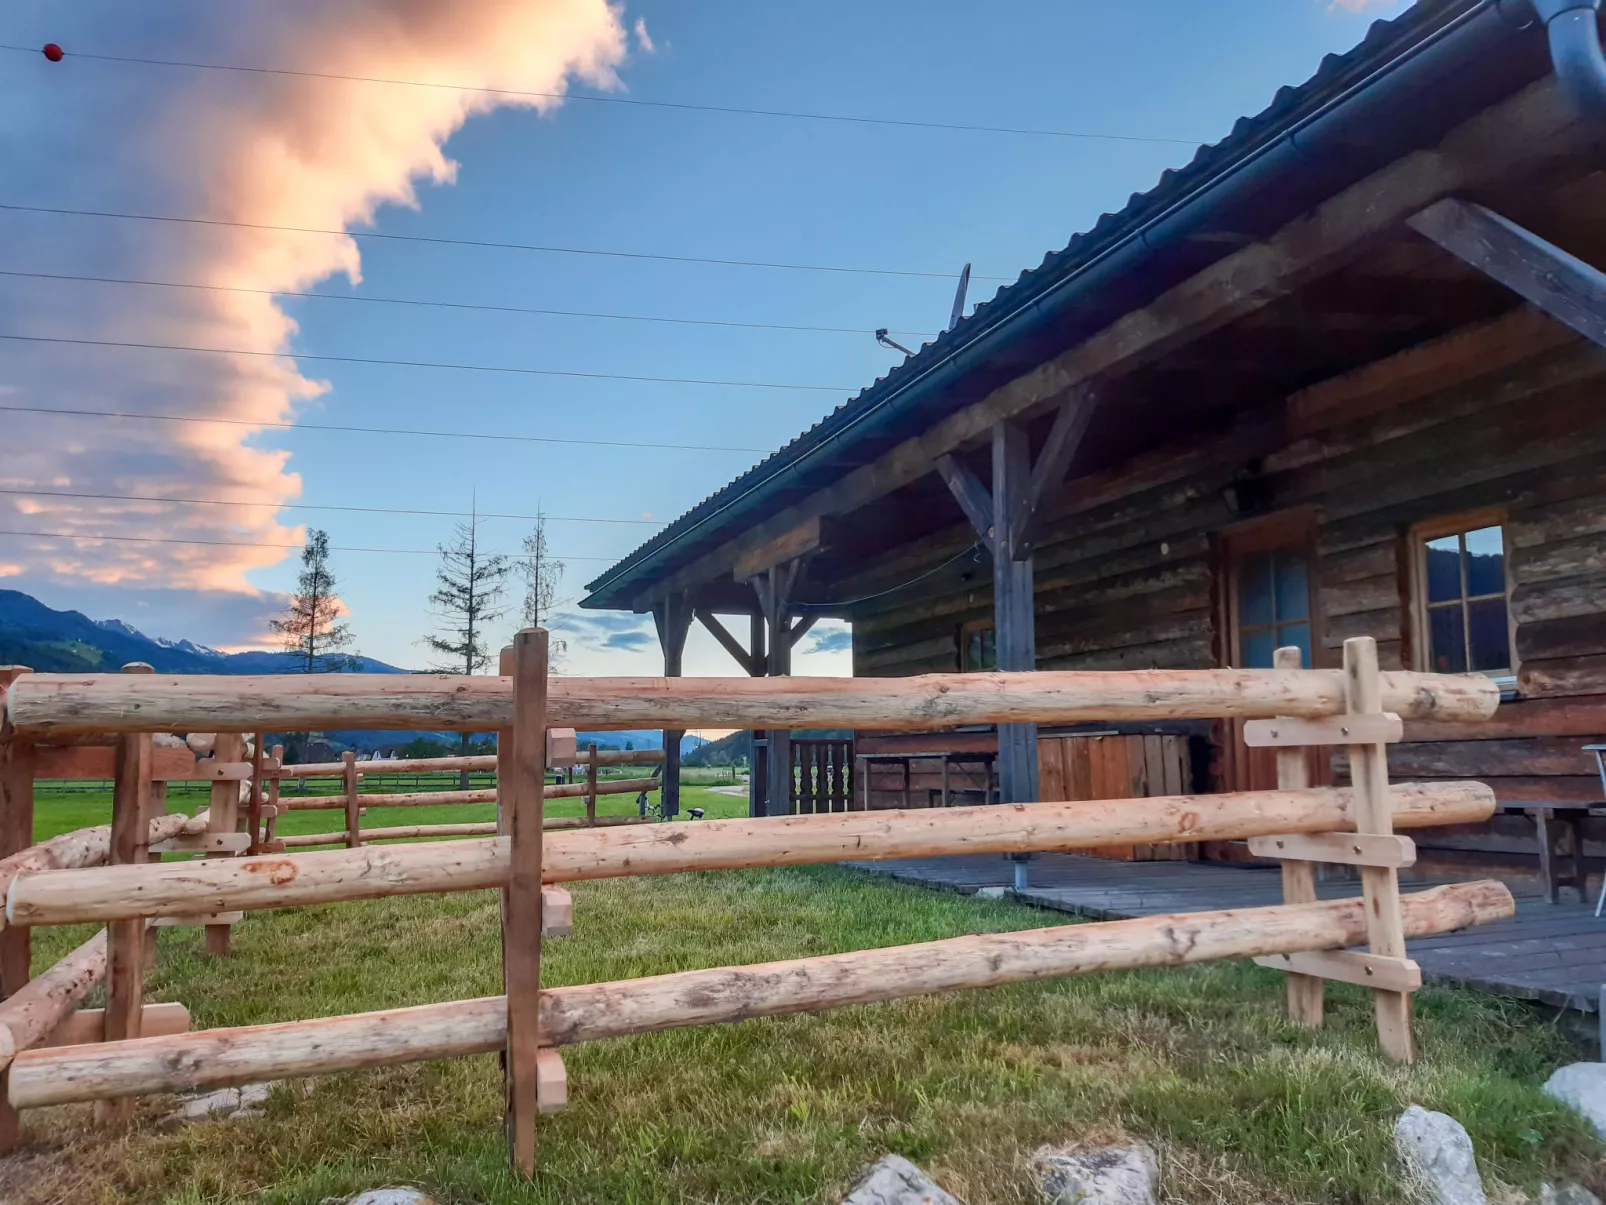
[270,529,355,673]
[517,511,569,664]
[423,511,509,785]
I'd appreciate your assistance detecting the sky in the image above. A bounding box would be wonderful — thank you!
[0,0,1406,684]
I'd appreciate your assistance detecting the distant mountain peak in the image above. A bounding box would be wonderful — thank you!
[95,617,148,640]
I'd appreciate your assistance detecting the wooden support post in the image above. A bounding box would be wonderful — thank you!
[205,732,244,957]
[748,611,767,818]
[1273,646,1323,1028]
[750,561,805,817]
[100,662,154,1126]
[0,664,34,1153]
[584,743,598,827]
[653,593,693,820]
[266,744,283,843]
[991,422,1038,805]
[504,629,550,1175]
[343,751,360,850]
[1344,636,1415,1063]
[246,730,265,853]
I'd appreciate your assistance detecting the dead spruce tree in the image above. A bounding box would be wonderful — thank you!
[424,513,508,787]
[518,510,567,666]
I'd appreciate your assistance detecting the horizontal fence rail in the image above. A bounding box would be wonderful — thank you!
[6,882,1514,1108]
[278,815,652,849]
[284,747,664,778]
[1,668,1499,737]
[2,782,1496,927]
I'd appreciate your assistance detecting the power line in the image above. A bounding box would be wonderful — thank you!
[0,526,622,561]
[0,486,663,527]
[0,331,852,393]
[0,267,934,340]
[0,43,1202,147]
[0,201,1011,282]
[0,403,771,454]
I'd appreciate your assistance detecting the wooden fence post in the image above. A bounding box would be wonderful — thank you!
[343,752,360,850]
[266,744,284,845]
[0,664,35,1153]
[585,742,598,828]
[1273,646,1323,1028]
[504,629,550,1174]
[247,730,266,853]
[206,733,245,956]
[100,662,154,1125]
[1345,635,1415,1063]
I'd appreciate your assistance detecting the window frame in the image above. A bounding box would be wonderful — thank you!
[958,617,997,673]
[1407,507,1517,683]
[1220,510,1321,671]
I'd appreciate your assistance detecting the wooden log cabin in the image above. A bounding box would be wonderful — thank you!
[583,1,1606,887]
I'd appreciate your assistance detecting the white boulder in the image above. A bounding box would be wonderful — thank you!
[1544,1064,1606,1141]
[346,1192,437,1205]
[1033,1145,1157,1205]
[840,1154,964,1205]
[1393,1106,1486,1204]
[1541,1184,1604,1205]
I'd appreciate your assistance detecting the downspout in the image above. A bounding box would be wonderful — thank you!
[1525,0,1606,125]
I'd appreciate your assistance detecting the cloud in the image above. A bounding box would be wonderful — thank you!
[800,625,852,655]
[633,17,656,54]
[549,609,656,653]
[0,0,628,627]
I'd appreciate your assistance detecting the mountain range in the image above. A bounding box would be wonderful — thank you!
[0,588,404,675]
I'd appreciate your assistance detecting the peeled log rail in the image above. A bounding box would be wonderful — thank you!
[283,778,656,811]
[4,783,1495,926]
[6,882,1513,1106]
[1,668,1500,738]
[0,929,106,1058]
[278,814,652,848]
[286,747,663,778]
[0,810,206,897]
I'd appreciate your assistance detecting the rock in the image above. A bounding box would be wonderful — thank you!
[975,887,1007,900]
[166,1081,273,1123]
[840,1154,964,1205]
[1541,1185,1604,1205]
[1393,1106,1486,1205]
[345,1192,437,1205]
[1545,1064,1606,1141]
[1033,1145,1157,1205]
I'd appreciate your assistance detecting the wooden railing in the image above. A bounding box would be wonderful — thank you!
[0,638,1509,1174]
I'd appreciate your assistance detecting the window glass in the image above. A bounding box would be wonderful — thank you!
[1242,627,1276,669]
[1464,526,1506,598]
[1239,551,1274,627]
[961,624,996,672]
[1467,598,1510,673]
[1424,535,1462,603]
[1428,601,1468,673]
[1280,622,1312,667]
[1273,552,1310,622]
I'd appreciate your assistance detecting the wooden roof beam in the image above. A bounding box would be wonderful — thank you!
[1407,196,1606,351]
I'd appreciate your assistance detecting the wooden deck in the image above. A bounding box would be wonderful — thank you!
[845,854,1606,1013]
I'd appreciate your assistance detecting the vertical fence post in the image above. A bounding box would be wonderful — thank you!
[1345,635,1415,1063]
[1273,645,1323,1027]
[206,732,244,957]
[504,629,550,1174]
[0,664,35,1153]
[585,743,598,827]
[99,661,154,1126]
[246,730,266,853]
[266,744,284,846]
[343,752,360,850]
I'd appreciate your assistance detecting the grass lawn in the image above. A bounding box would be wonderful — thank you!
[5,785,1602,1204]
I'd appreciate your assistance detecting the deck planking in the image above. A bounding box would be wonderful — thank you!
[845,853,1606,1013]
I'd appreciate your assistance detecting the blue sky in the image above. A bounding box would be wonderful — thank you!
[0,0,1404,679]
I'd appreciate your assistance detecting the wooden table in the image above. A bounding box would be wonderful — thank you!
[1508,802,1599,905]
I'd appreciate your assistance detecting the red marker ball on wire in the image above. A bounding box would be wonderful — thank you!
[42,43,64,62]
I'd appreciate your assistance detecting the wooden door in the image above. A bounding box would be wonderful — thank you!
[1220,520,1326,796]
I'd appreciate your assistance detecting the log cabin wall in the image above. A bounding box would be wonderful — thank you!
[846,316,1606,866]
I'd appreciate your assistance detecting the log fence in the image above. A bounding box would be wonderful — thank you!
[0,637,1513,1176]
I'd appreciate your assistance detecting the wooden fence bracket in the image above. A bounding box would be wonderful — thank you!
[541,888,573,939]
[149,832,252,856]
[1253,951,1423,993]
[1247,832,1416,868]
[1243,713,1403,747]
[536,1047,567,1115]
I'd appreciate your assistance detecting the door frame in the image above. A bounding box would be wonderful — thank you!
[1216,509,1327,800]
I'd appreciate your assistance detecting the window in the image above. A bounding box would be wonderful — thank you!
[1413,518,1513,677]
[959,619,996,672]
[1234,546,1312,669]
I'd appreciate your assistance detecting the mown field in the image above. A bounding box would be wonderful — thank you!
[2,783,1601,1204]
